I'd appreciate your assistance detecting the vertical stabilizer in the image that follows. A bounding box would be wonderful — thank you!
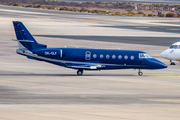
[13,21,47,50]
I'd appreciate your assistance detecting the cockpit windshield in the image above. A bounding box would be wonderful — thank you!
[139,53,153,58]
[145,54,152,58]
[169,45,180,49]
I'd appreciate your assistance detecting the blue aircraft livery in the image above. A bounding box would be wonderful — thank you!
[13,21,167,76]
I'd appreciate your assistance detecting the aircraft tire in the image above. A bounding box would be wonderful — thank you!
[138,71,143,76]
[77,70,83,76]
[170,62,176,65]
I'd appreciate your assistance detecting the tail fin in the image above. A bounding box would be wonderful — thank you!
[13,21,47,50]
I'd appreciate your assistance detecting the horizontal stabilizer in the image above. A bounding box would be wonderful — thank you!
[13,39,34,43]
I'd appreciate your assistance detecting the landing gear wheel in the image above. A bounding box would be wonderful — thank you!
[170,62,176,65]
[138,71,143,76]
[77,70,83,76]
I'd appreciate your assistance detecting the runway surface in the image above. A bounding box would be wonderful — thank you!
[34,35,180,46]
[1,5,180,47]
[0,5,180,120]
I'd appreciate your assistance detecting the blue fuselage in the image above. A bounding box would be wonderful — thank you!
[17,47,167,70]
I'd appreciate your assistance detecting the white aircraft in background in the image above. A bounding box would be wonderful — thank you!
[160,42,180,65]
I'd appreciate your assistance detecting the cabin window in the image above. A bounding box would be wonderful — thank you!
[100,54,103,59]
[118,55,122,59]
[112,55,116,59]
[124,55,128,60]
[93,54,97,58]
[131,56,134,60]
[106,54,110,59]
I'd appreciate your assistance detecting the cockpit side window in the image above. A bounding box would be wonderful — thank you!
[169,45,180,49]
[139,53,146,58]
[174,45,178,49]
[139,53,153,59]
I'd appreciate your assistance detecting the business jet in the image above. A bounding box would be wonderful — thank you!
[160,42,180,65]
[13,21,167,76]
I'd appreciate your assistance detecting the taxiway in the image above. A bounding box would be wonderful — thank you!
[0,5,180,120]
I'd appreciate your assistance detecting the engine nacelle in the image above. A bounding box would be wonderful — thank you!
[34,49,62,59]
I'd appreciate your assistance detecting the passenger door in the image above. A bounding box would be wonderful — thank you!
[85,51,91,60]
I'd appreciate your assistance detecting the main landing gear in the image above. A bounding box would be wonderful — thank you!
[77,69,84,76]
[138,69,143,76]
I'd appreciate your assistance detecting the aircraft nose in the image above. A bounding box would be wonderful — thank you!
[145,59,167,69]
[154,60,167,69]
[158,62,167,68]
[160,51,166,58]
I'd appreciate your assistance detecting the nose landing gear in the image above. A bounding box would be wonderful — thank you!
[138,69,143,76]
[170,62,176,65]
[77,69,84,76]
[170,60,176,65]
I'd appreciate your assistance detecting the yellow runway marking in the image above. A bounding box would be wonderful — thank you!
[166,29,180,30]
[135,27,150,28]
[142,74,180,77]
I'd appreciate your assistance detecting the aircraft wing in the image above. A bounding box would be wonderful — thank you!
[63,62,105,70]
[70,64,104,70]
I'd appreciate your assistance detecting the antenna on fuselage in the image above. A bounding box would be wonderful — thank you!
[117,47,120,50]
